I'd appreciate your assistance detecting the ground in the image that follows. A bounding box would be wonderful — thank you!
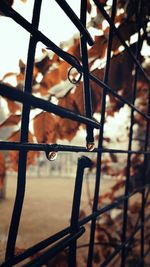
[0,175,116,266]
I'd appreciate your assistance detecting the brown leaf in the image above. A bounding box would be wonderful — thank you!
[67,38,81,60]
[0,114,21,128]
[40,61,70,95]
[39,39,81,96]
[5,98,21,113]
[2,72,17,80]
[87,0,92,13]
[88,35,107,61]
[33,112,58,143]
[8,130,39,171]
[0,152,6,189]
[109,50,133,94]
[35,55,53,75]
[57,94,79,141]
[71,83,84,115]
[112,21,137,52]
[90,68,104,113]
[111,180,124,192]
[72,76,103,116]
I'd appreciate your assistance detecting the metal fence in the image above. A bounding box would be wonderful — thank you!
[0,0,150,266]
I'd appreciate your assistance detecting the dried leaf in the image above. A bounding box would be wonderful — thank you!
[87,0,92,13]
[90,68,104,113]
[71,83,84,115]
[0,152,6,190]
[112,21,137,52]
[0,114,21,128]
[33,112,58,143]
[67,38,81,60]
[5,98,21,113]
[88,35,107,61]
[35,55,53,75]
[40,61,70,95]
[57,94,79,141]
[8,130,39,171]
[109,49,134,96]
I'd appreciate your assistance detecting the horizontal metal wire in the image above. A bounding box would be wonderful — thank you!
[93,0,150,84]
[89,73,150,122]
[136,246,150,267]
[54,0,94,46]
[0,83,100,129]
[2,182,150,266]
[100,221,145,267]
[1,67,150,125]
[0,0,150,266]
[0,77,150,127]
[0,2,150,122]
[23,227,85,267]
[1,141,150,156]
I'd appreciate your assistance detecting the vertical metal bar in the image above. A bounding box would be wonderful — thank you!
[54,0,94,46]
[87,1,117,266]
[80,0,94,149]
[120,1,142,266]
[68,156,92,267]
[5,0,42,260]
[140,86,150,266]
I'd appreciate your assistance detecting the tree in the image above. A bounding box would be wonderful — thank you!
[0,0,150,265]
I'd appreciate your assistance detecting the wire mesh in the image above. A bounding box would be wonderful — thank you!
[0,0,150,266]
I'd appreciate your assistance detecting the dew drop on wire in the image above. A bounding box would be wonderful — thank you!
[47,151,58,161]
[86,142,95,151]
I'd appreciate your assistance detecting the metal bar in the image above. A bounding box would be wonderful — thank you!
[1,0,150,87]
[68,157,93,266]
[0,0,82,70]
[0,2,150,122]
[80,185,150,226]
[101,224,141,267]
[0,0,139,80]
[2,184,150,266]
[89,73,150,122]
[5,0,42,260]
[93,0,150,84]
[140,89,150,265]
[129,185,150,247]
[0,83,100,129]
[2,71,150,125]
[1,227,71,267]
[0,1,149,266]
[87,1,117,265]
[2,141,150,155]
[136,246,150,267]
[121,1,142,265]
[23,227,85,267]
[100,214,150,267]
[80,0,94,149]
[0,2,150,123]
[54,0,94,46]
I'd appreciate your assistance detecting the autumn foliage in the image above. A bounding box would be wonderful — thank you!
[0,0,150,265]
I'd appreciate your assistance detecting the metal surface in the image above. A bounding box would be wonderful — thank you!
[0,0,150,266]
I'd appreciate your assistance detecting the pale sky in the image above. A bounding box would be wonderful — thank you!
[1,0,148,79]
[0,0,81,78]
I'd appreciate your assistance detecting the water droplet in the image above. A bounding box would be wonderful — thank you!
[68,66,82,84]
[47,151,57,161]
[86,142,95,151]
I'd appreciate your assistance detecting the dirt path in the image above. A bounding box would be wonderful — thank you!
[0,175,115,265]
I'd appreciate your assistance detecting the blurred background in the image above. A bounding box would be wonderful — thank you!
[0,0,150,266]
